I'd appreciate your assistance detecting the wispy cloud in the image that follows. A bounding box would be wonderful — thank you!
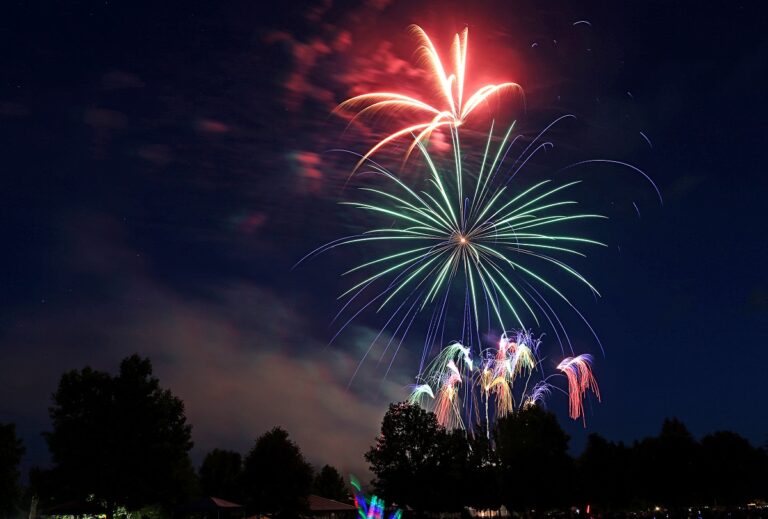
[0,216,409,478]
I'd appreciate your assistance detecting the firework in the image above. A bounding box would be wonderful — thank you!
[303,122,605,363]
[557,354,601,423]
[433,358,466,429]
[523,381,553,408]
[302,21,660,432]
[409,329,598,431]
[336,25,522,170]
[407,383,435,407]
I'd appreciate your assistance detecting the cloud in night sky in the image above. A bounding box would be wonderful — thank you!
[0,215,410,478]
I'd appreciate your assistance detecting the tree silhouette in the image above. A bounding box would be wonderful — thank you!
[44,355,196,518]
[365,402,453,514]
[200,449,243,502]
[241,427,313,518]
[0,423,25,519]
[577,433,631,511]
[635,418,699,507]
[464,426,502,512]
[574,419,768,509]
[431,428,472,512]
[365,404,768,514]
[494,406,573,512]
[312,465,349,502]
[700,431,766,505]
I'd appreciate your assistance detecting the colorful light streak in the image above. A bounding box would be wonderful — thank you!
[408,330,601,432]
[557,354,601,423]
[302,122,605,369]
[336,25,522,170]
[351,476,402,519]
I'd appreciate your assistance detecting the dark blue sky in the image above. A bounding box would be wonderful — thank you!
[1,0,767,478]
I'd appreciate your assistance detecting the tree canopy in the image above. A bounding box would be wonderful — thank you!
[44,354,196,517]
[366,404,768,515]
[494,405,573,511]
[200,449,243,502]
[365,402,482,513]
[0,423,25,519]
[576,433,632,510]
[365,402,449,513]
[241,427,313,518]
[312,464,349,503]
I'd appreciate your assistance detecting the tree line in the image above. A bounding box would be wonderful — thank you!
[0,355,348,519]
[1,355,767,519]
[366,402,768,516]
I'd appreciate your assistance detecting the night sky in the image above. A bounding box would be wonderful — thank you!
[1,0,767,480]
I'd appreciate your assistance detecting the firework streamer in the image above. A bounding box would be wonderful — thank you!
[557,354,601,423]
[335,25,523,171]
[407,329,597,431]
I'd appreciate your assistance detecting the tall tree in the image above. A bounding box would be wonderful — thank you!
[577,434,631,511]
[635,418,700,507]
[312,465,349,503]
[365,402,453,513]
[200,449,243,502]
[494,406,573,512]
[242,427,313,519]
[430,428,472,513]
[0,423,25,519]
[464,426,502,512]
[44,355,196,518]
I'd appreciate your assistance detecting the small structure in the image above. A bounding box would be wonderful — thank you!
[175,497,244,519]
[307,495,357,519]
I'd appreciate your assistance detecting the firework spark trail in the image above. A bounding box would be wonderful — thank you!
[335,25,523,171]
[640,131,653,149]
[408,329,600,431]
[407,383,435,406]
[501,115,575,184]
[557,159,663,204]
[382,296,422,381]
[297,121,614,394]
[377,295,421,365]
[524,381,553,408]
[433,363,465,430]
[557,354,601,423]
[322,125,606,362]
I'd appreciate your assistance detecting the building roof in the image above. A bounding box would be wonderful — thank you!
[176,496,243,512]
[308,495,356,512]
[208,498,243,509]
